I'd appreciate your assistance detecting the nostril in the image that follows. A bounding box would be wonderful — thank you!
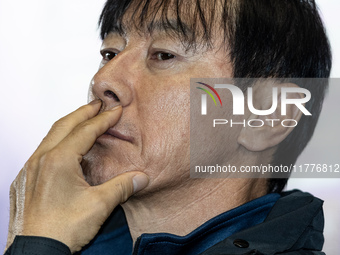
[104,90,120,102]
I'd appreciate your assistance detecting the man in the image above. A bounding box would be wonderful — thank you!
[5,0,331,254]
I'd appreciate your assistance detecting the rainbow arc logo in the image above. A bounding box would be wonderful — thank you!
[196,82,222,115]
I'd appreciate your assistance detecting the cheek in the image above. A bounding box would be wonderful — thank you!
[137,82,191,169]
[190,85,243,167]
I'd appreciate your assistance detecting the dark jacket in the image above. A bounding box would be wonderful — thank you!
[4,190,325,255]
[200,190,325,255]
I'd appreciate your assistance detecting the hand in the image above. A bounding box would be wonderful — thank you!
[6,100,149,252]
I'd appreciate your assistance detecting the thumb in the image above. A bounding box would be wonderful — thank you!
[94,172,149,208]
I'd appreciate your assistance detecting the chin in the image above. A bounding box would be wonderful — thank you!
[84,173,108,186]
[83,165,115,186]
[82,152,120,186]
[82,144,143,186]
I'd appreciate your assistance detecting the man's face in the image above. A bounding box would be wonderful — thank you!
[82,20,235,192]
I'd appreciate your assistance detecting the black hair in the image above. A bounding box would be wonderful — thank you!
[98,0,232,50]
[230,1,332,193]
[99,0,332,193]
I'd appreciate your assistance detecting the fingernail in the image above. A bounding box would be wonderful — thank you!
[89,99,101,105]
[133,174,149,193]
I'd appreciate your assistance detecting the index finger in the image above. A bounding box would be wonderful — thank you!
[56,105,123,160]
[35,100,102,156]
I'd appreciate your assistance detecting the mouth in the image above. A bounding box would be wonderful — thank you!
[100,128,134,143]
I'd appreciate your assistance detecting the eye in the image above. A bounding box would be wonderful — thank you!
[155,52,176,61]
[100,50,118,61]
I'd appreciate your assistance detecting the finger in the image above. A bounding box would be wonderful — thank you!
[92,172,149,214]
[35,100,102,155]
[56,105,123,159]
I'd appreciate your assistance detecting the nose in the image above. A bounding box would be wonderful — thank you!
[89,50,138,109]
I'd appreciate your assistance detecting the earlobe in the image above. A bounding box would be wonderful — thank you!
[238,82,304,152]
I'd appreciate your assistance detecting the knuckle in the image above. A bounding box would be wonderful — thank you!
[40,149,62,167]
[44,118,69,140]
[35,150,64,178]
[23,157,39,179]
[25,156,39,170]
[51,117,68,131]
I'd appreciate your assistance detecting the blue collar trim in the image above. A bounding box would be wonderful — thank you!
[133,193,280,255]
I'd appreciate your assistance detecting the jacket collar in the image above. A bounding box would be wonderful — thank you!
[201,190,324,255]
[132,193,280,255]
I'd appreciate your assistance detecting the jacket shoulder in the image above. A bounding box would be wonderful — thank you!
[200,190,325,255]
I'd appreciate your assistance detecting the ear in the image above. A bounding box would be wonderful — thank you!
[237,82,304,151]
